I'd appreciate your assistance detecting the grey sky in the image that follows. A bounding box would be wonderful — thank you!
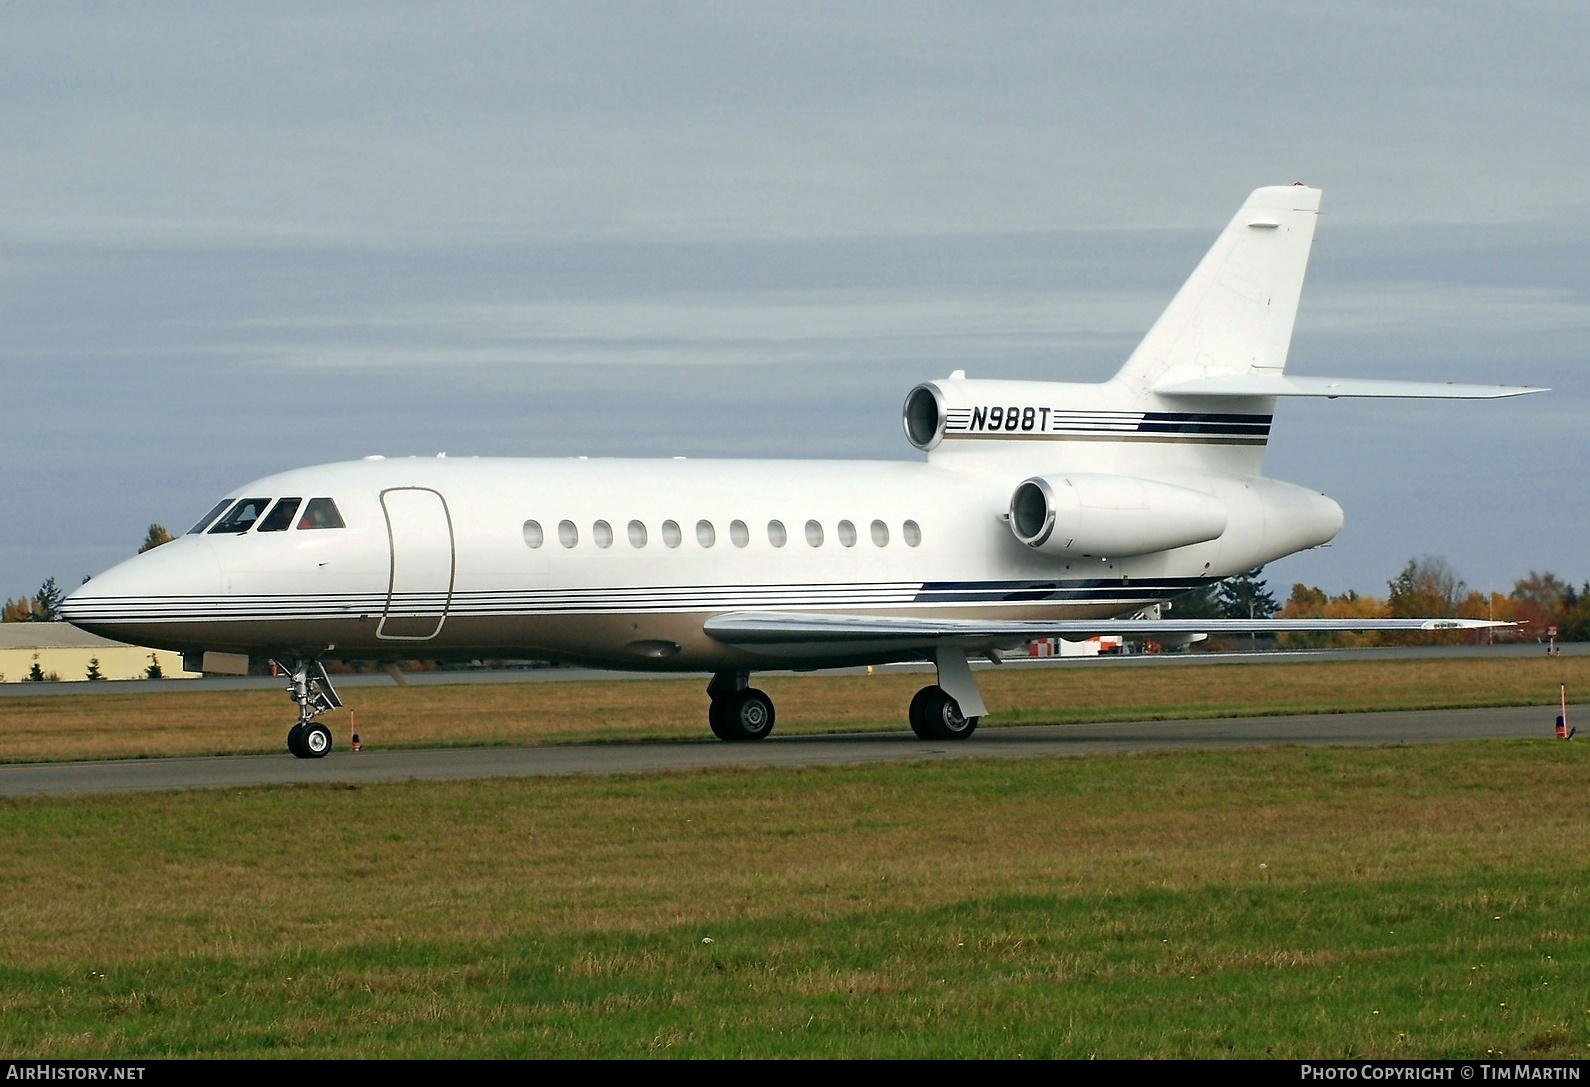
[3,3,1585,600]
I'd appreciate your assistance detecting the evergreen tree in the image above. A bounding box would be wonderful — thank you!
[26,658,44,682]
[145,654,164,680]
[1217,567,1278,620]
[1168,582,1224,620]
[86,657,104,681]
[31,578,64,622]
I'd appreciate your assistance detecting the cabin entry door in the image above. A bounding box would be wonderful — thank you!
[377,488,455,641]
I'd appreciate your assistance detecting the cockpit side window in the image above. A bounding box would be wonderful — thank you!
[298,498,346,530]
[209,498,271,534]
[258,498,302,533]
[188,499,235,535]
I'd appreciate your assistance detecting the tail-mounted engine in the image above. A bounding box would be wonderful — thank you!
[1008,474,1228,559]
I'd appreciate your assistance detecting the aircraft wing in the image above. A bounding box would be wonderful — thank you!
[703,611,1503,650]
[1151,375,1546,399]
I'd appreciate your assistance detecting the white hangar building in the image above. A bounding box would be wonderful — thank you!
[0,623,198,683]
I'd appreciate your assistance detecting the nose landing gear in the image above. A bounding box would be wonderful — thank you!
[274,659,343,759]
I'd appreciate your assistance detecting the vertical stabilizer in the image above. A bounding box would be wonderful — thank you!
[1115,186,1321,395]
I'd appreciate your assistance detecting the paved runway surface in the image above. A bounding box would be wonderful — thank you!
[0,703,1576,797]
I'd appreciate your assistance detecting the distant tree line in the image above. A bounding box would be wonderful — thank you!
[1169,556,1589,648]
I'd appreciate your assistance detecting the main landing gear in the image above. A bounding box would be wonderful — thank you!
[707,671,776,741]
[274,658,344,759]
[907,646,987,741]
[908,684,979,740]
[705,650,987,744]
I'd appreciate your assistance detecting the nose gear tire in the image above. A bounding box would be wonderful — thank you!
[302,723,333,758]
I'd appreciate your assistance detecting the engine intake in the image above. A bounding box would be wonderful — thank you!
[1009,474,1227,558]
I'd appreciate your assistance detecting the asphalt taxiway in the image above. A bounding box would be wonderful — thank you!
[0,702,1576,797]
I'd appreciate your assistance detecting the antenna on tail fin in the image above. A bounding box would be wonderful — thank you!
[1114,185,1321,396]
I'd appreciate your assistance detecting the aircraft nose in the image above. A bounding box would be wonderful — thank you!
[59,536,224,638]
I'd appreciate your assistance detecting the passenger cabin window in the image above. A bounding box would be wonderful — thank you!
[258,498,301,533]
[188,499,235,535]
[593,520,614,548]
[209,498,270,534]
[558,520,578,547]
[729,520,749,548]
[696,520,716,548]
[662,520,682,548]
[805,520,823,547]
[767,520,787,547]
[837,520,857,547]
[871,520,889,546]
[903,519,922,547]
[298,498,346,530]
[523,520,544,548]
[627,520,647,547]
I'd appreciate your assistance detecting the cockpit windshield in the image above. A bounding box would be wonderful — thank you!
[209,498,271,534]
[298,498,346,530]
[258,498,302,532]
[188,499,235,535]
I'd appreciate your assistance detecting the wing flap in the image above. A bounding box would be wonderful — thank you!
[704,610,1503,648]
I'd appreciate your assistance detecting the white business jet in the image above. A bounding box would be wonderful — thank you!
[61,186,1540,757]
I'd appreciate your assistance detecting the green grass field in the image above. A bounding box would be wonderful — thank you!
[1,654,1584,762]
[2,742,1586,1057]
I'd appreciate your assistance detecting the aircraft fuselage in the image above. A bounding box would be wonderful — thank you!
[61,454,1340,670]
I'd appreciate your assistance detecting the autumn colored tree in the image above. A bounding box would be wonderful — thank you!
[138,524,174,553]
[1277,585,1393,649]
[1388,556,1465,617]
[1387,555,1468,644]
[1276,584,1330,648]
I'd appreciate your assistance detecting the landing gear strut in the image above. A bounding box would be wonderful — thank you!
[274,659,343,759]
[707,671,775,741]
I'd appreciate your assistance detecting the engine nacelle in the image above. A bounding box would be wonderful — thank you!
[1009,473,1228,558]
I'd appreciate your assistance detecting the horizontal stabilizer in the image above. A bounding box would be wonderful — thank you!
[705,611,1504,651]
[1152,375,1546,399]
